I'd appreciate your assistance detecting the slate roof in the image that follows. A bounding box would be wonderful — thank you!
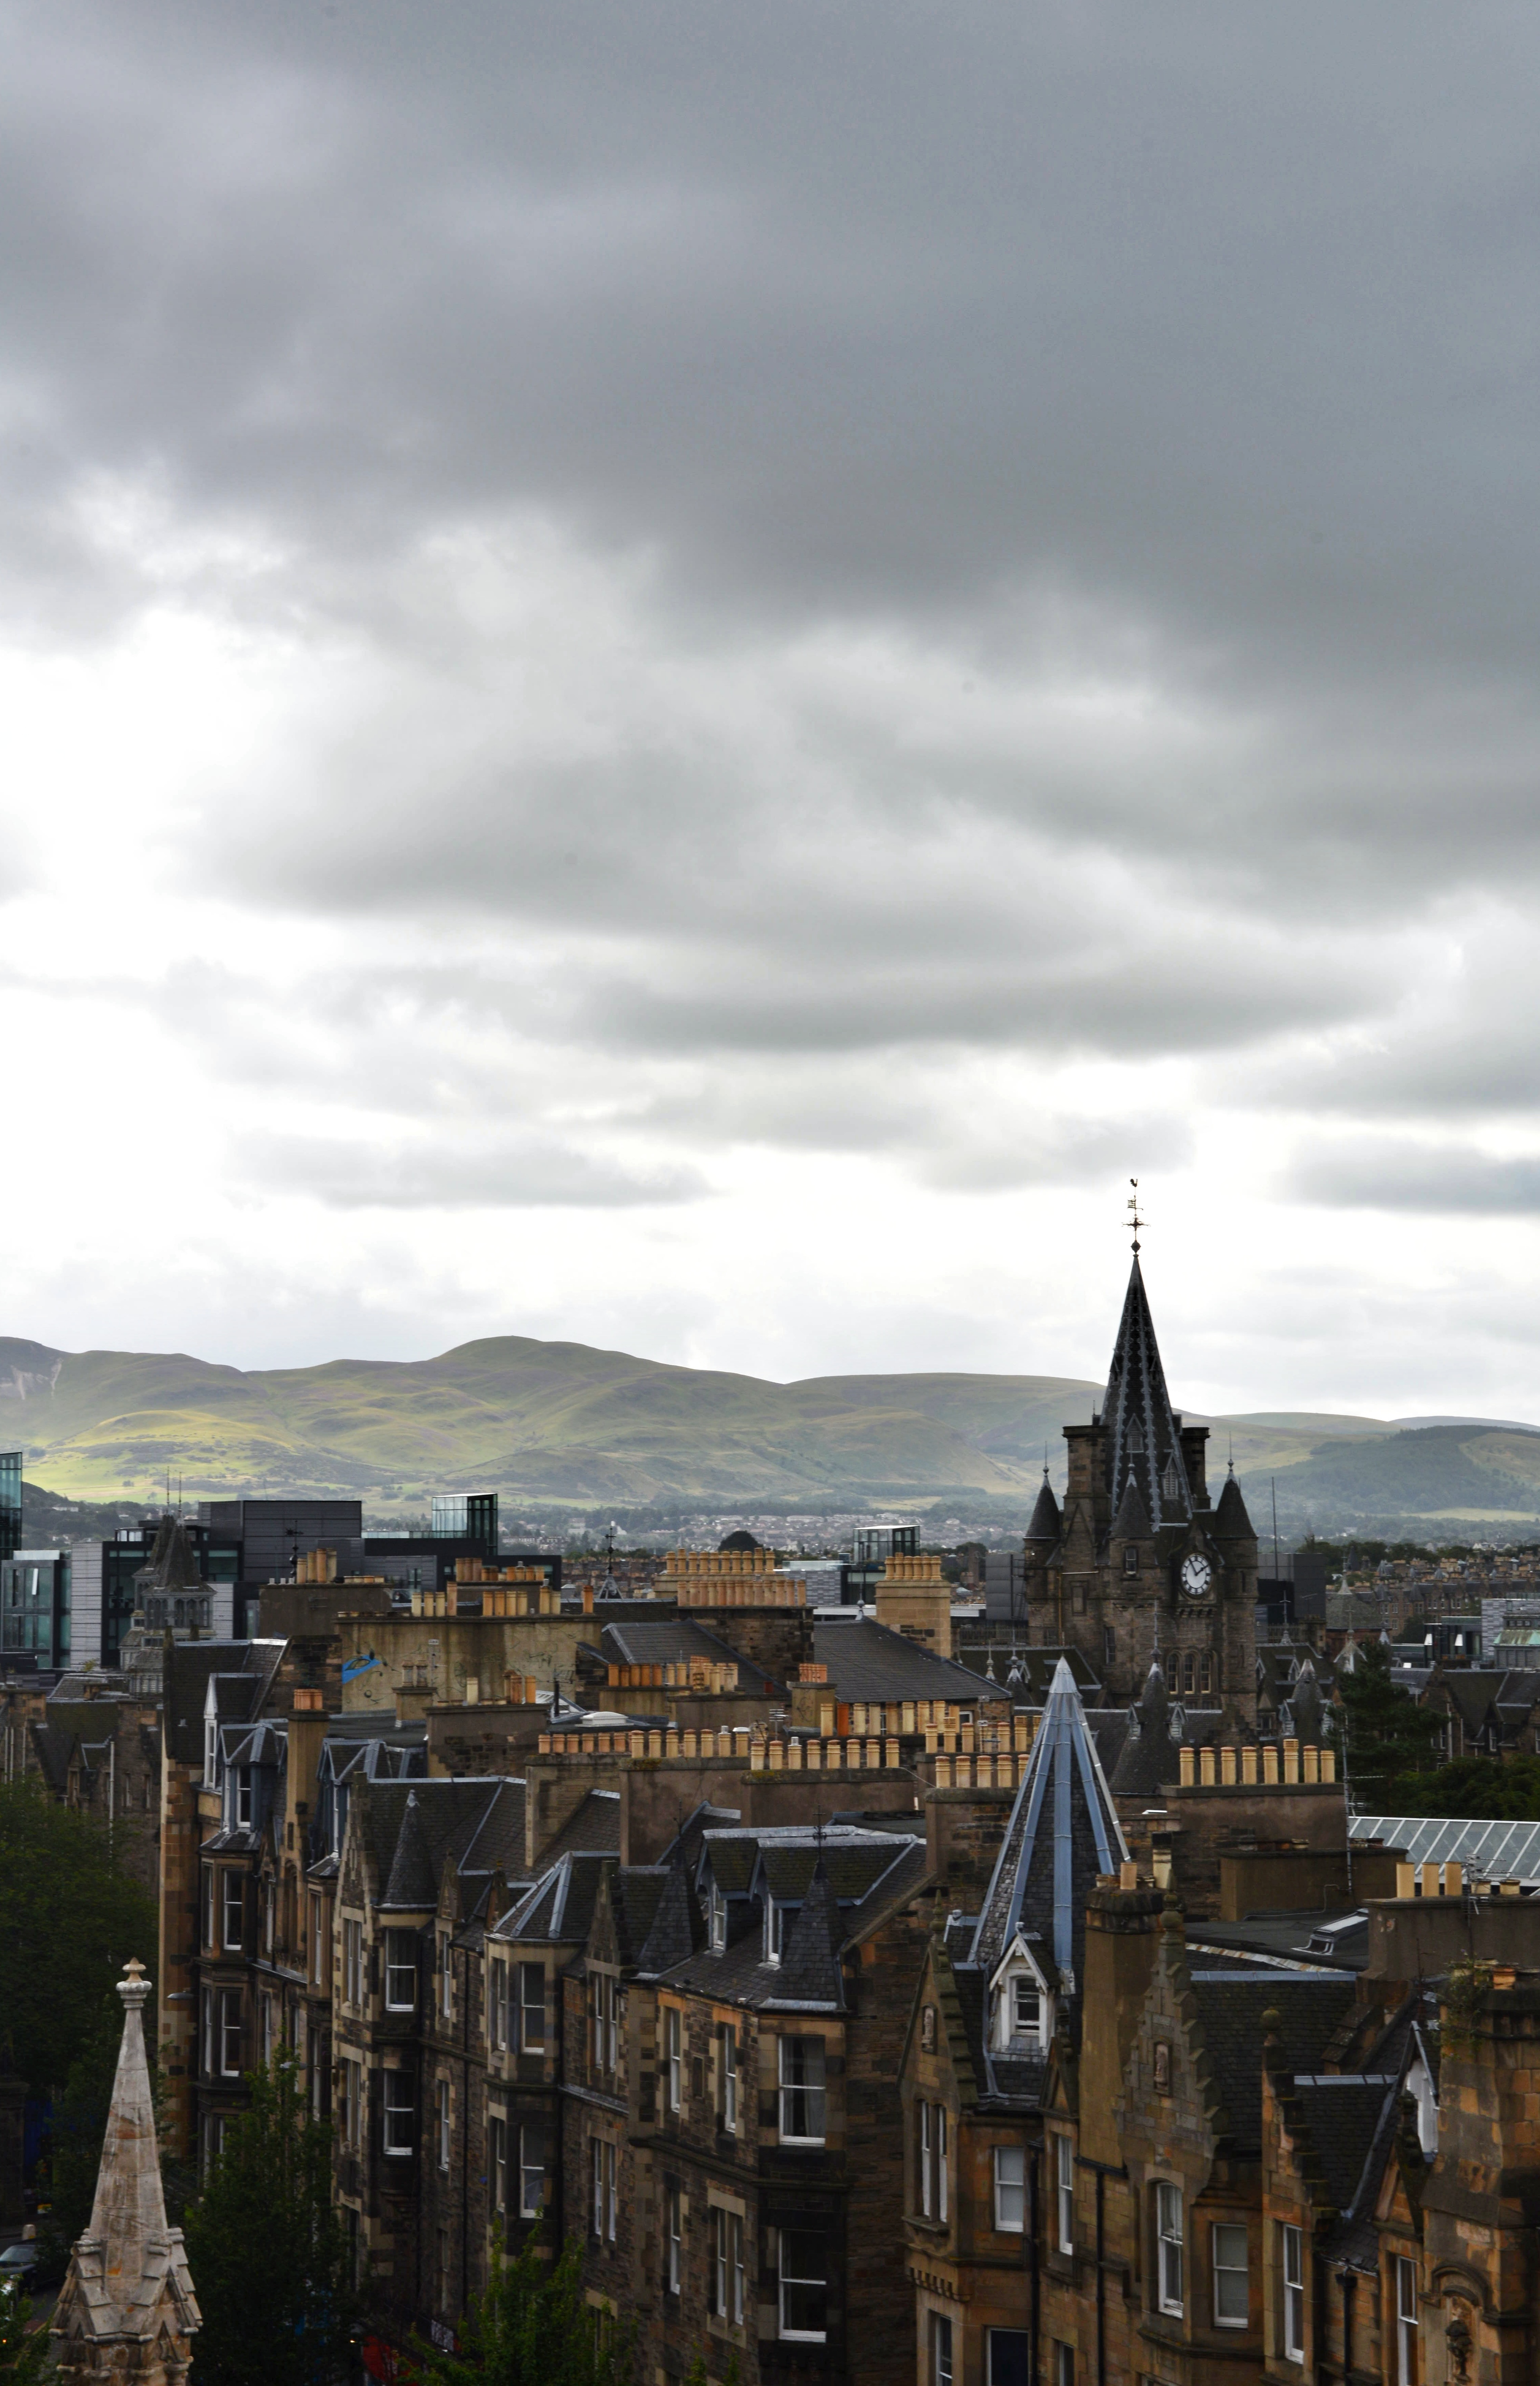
[607,1867,671,1967]
[812,1616,1002,1706]
[1102,1256,1190,1529]
[492,1851,614,1948]
[382,1790,438,1909]
[770,1860,846,2010]
[1212,1469,1253,1537]
[165,1639,284,1765]
[972,1657,1127,1987]
[634,1854,705,1976]
[538,1788,621,1863]
[666,1824,926,2013]
[1112,1660,1182,1795]
[351,1776,525,1919]
[1024,1475,1062,1547]
[599,1615,780,1695]
[1188,1971,1356,2152]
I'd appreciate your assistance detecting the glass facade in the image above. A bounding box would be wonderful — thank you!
[0,1451,21,1565]
[0,1550,70,1665]
[429,1493,499,1553]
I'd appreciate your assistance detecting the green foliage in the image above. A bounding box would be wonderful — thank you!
[1395,1755,1540,1821]
[1336,1638,1443,1810]
[0,2278,50,2385]
[0,1777,156,2094]
[36,2000,122,2273]
[183,2057,357,2386]
[414,2232,633,2386]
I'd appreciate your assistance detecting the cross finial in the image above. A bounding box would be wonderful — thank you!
[1126,1178,1146,1254]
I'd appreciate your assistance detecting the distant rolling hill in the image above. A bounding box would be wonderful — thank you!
[0,1333,1535,1531]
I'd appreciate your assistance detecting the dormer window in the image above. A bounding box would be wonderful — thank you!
[1162,1457,1183,1502]
[235,1770,253,1830]
[204,1710,218,1786]
[993,1949,1050,2052]
[709,1881,726,1954]
[765,1898,780,1963]
[1126,1418,1145,1453]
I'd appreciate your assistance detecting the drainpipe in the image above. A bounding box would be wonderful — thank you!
[1026,2140,1040,2386]
[461,1941,471,2326]
[1338,2267,1356,2386]
[1075,2158,1124,2386]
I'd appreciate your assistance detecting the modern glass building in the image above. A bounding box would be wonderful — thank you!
[429,1493,499,1553]
[0,1549,70,1667]
[0,1451,21,1566]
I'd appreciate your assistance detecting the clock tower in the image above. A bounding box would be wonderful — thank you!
[1022,1256,1258,1720]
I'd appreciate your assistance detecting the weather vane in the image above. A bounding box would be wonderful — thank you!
[1126,1178,1146,1254]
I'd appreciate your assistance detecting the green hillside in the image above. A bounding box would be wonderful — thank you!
[0,1332,1535,1530]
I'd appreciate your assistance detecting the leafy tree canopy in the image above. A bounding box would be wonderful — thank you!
[1396,1755,1540,1822]
[1336,1638,1443,1811]
[0,2278,49,2385]
[415,2233,633,2386]
[0,1779,155,2094]
[184,2057,358,2386]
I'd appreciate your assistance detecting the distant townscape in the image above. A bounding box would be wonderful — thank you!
[7,1263,1540,2386]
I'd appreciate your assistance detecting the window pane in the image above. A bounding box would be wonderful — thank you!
[994,2145,1025,2231]
[781,2230,827,2338]
[1213,2223,1247,2325]
[989,2334,1031,2386]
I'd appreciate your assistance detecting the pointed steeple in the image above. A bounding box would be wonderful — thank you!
[1025,1471,1062,1548]
[971,1658,1128,1990]
[1112,1656,1181,1794]
[775,1857,846,2010]
[141,1515,203,1594]
[52,1960,199,2385]
[1212,1467,1253,1538]
[381,1789,437,1910]
[1102,1258,1190,1530]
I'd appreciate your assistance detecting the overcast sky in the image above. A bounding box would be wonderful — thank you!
[5,0,1540,1416]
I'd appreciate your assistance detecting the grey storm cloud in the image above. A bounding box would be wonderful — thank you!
[1288,1140,1540,1218]
[235,1133,708,1211]
[10,0,1540,1163]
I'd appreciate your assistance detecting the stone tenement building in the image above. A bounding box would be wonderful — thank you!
[1022,1258,1259,1716]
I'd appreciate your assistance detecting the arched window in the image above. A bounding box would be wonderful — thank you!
[1182,1653,1195,1695]
[1126,1418,1146,1454]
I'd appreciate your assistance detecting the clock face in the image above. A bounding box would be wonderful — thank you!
[1180,1552,1212,1598]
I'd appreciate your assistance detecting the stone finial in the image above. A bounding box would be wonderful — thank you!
[52,1959,200,2386]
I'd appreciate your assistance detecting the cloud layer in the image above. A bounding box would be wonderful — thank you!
[0,0,1540,1415]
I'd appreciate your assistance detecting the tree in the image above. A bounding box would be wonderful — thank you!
[183,2057,357,2386]
[0,1779,155,2094]
[36,2000,123,2276]
[0,2277,49,2385]
[414,2232,633,2386]
[1396,1755,1540,1821]
[1335,1639,1442,1810]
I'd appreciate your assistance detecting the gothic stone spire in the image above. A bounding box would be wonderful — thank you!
[52,1960,199,2386]
[971,1657,1128,1991]
[1102,1256,1191,1531]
